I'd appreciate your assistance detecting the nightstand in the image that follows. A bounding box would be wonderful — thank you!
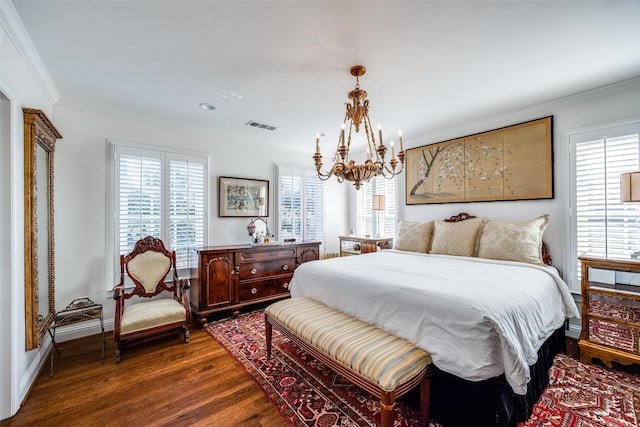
[49,297,105,376]
[339,236,393,257]
[578,255,640,368]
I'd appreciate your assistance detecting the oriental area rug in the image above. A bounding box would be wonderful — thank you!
[205,310,640,427]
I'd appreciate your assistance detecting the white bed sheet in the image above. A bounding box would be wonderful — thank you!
[289,250,580,395]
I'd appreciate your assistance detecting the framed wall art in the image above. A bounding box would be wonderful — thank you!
[219,176,269,217]
[405,116,553,205]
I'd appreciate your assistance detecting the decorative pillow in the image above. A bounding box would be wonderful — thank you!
[430,217,488,257]
[477,215,550,265]
[393,219,434,253]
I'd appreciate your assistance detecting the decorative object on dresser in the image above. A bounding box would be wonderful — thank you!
[190,242,320,325]
[313,65,404,190]
[113,236,191,363]
[405,116,553,205]
[218,176,268,217]
[578,255,640,368]
[246,217,270,243]
[339,235,393,256]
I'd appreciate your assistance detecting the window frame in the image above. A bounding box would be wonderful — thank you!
[355,175,398,239]
[273,163,325,251]
[106,139,208,289]
[566,118,640,292]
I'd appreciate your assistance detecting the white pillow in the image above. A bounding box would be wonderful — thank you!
[477,215,550,265]
[393,220,434,253]
[430,217,488,257]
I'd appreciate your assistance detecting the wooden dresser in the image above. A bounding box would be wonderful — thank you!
[578,254,640,368]
[190,242,320,325]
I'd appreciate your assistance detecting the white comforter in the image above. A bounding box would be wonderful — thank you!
[289,250,579,395]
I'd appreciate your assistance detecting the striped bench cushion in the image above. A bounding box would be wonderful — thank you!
[265,297,432,392]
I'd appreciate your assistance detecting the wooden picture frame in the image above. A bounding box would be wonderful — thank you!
[405,116,553,204]
[219,176,269,217]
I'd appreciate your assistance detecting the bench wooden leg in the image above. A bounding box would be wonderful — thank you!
[265,317,273,359]
[380,391,395,427]
[420,368,432,425]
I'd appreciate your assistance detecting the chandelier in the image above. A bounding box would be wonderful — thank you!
[313,65,404,190]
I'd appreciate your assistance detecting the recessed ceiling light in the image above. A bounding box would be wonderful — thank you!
[199,103,216,111]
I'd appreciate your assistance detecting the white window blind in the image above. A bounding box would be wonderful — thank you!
[571,122,640,289]
[169,156,206,269]
[355,176,397,238]
[109,141,207,284]
[274,165,325,250]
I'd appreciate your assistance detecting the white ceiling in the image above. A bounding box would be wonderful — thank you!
[12,1,640,152]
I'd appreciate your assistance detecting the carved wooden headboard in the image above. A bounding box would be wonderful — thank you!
[444,212,552,266]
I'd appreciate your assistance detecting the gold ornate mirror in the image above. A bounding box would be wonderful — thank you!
[23,108,61,350]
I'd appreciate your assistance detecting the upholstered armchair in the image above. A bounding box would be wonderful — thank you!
[113,236,191,363]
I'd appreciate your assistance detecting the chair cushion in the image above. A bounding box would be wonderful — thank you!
[121,298,186,335]
[127,251,171,293]
[266,297,432,392]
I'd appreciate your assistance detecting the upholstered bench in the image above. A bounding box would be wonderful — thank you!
[265,297,432,427]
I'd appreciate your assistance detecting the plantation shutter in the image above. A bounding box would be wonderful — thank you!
[117,147,163,256]
[111,142,207,284]
[571,122,640,290]
[275,165,325,250]
[303,169,325,245]
[355,176,396,237]
[169,155,206,269]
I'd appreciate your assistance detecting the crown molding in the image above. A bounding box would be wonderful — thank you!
[1,1,60,104]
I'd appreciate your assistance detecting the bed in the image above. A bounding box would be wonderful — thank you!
[289,213,580,426]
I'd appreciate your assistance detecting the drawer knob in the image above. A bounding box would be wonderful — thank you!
[283,283,289,289]
[282,264,289,271]
[250,268,257,275]
[251,288,258,295]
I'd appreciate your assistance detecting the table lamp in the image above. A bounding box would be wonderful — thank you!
[620,171,640,259]
[372,195,385,238]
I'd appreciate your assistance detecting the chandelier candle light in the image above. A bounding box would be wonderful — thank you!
[314,65,405,190]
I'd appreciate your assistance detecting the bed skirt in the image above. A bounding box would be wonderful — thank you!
[414,325,566,427]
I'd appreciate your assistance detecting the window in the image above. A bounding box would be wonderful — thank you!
[355,176,396,238]
[108,141,207,284]
[274,164,325,250]
[570,121,640,290]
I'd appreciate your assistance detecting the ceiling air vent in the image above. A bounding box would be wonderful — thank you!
[245,120,277,131]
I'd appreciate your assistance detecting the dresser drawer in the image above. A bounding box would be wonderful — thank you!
[237,248,297,263]
[238,276,292,301]
[238,258,296,279]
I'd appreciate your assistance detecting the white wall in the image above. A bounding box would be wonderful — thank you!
[395,77,640,288]
[1,0,59,418]
[51,104,349,341]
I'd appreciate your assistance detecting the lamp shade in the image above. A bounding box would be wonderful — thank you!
[621,171,640,202]
[372,194,385,210]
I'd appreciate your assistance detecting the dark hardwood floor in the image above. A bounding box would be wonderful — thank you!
[1,326,286,427]
[2,321,582,427]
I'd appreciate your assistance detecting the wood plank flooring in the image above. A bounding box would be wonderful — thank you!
[1,327,286,427]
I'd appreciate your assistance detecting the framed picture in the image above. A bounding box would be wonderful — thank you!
[219,176,269,217]
[405,116,553,204]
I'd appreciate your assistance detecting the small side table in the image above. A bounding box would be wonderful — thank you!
[339,236,394,256]
[49,297,105,376]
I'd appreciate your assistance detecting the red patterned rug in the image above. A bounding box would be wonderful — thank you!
[205,310,640,427]
[520,353,640,427]
[205,310,424,426]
